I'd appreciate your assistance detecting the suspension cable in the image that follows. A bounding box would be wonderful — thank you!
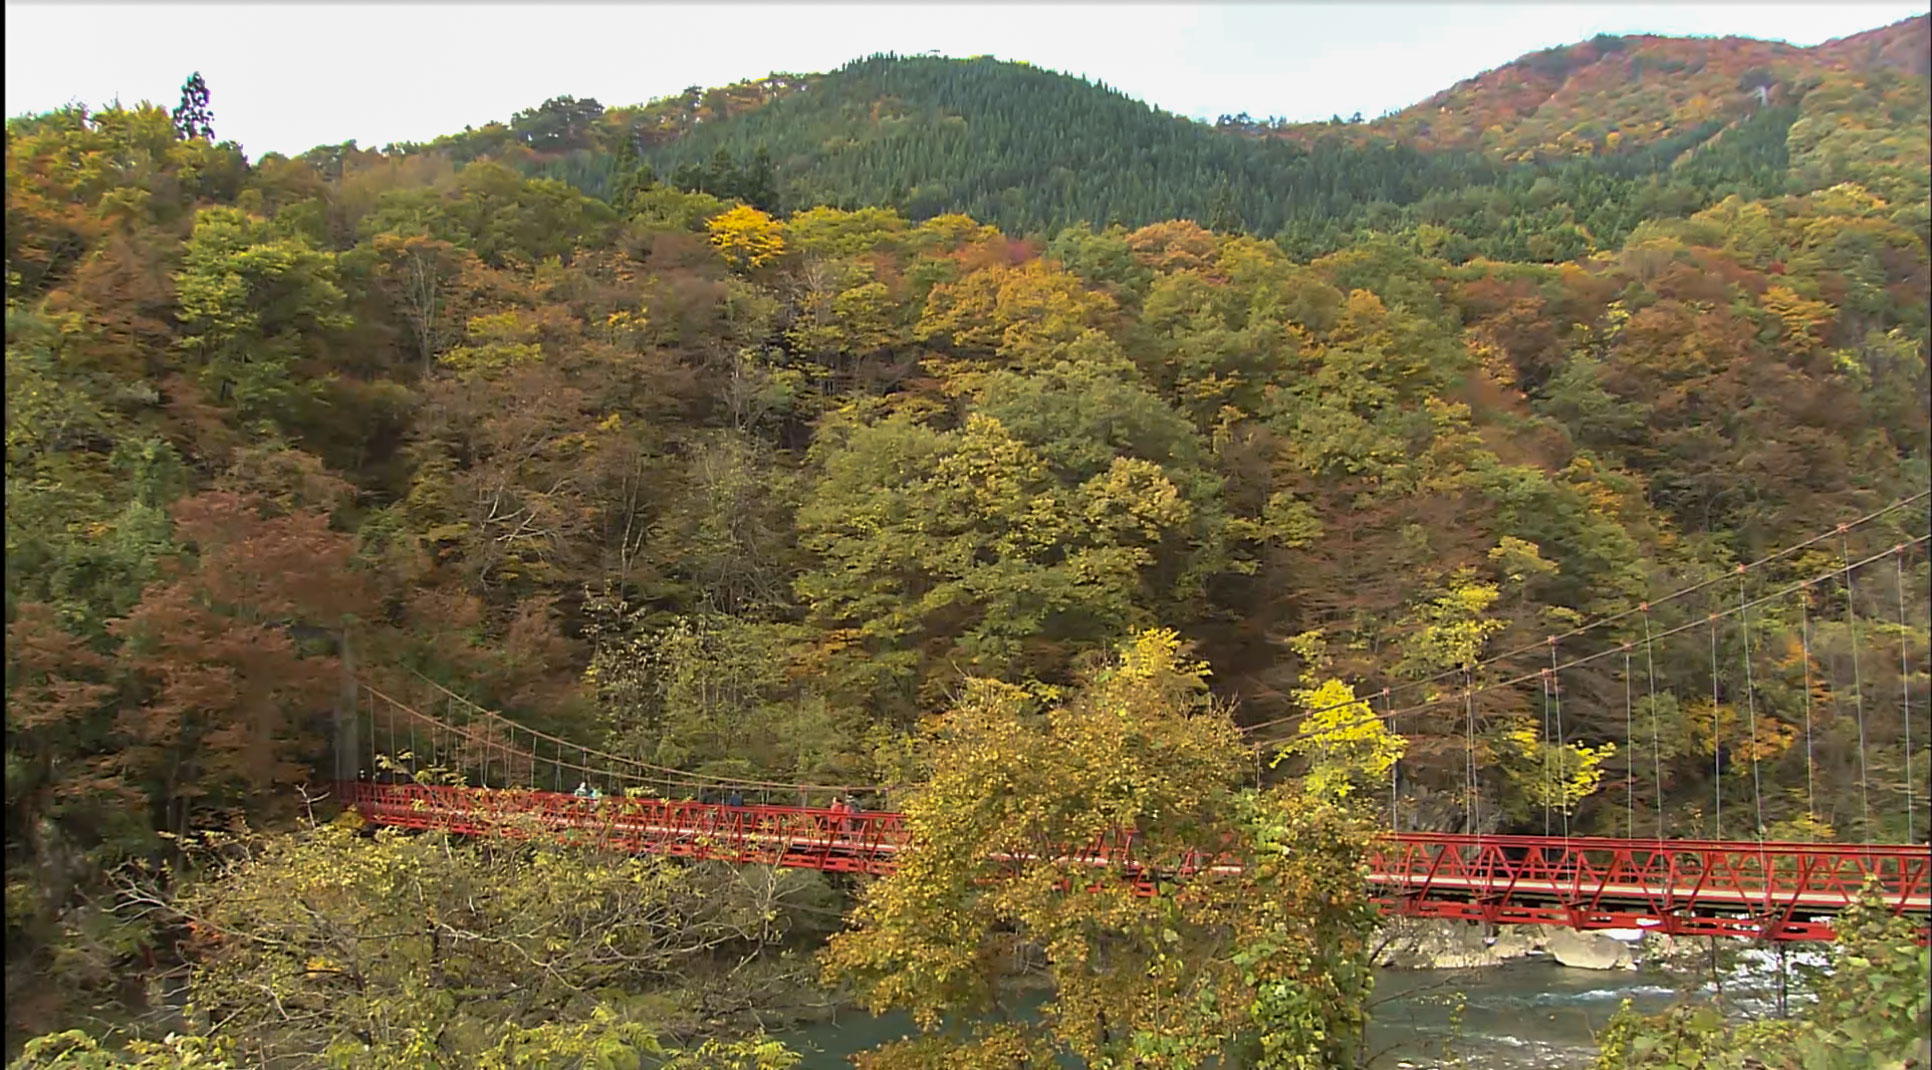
[405,669,890,794]
[1645,606,1664,841]
[1383,688,1397,830]
[365,686,376,780]
[363,684,840,801]
[1710,612,1724,840]
[1540,666,1554,838]
[1551,639,1569,840]
[1897,550,1916,843]
[350,531,1931,808]
[1465,668,1480,837]
[1238,493,1931,741]
[1624,642,1635,840]
[1249,536,1929,756]
[1842,531,1870,835]
[1800,584,1817,823]
[1738,568,1765,841]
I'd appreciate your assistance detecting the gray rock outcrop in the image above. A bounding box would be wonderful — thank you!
[1544,927,1638,970]
[1375,919,1648,971]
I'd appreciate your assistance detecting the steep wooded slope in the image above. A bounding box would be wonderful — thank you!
[482,17,1927,257]
[1272,14,1928,158]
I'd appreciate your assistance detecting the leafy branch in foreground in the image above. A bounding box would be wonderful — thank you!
[17,818,811,1069]
[1593,886,1932,1070]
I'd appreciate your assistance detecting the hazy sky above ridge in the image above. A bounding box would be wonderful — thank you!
[5,3,1924,157]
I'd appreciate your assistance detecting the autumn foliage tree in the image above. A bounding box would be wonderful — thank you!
[822,630,1381,1069]
[107,491,370,836]
[89,820,808,1069]
[5,481,372,1043]
[707,204,787,270]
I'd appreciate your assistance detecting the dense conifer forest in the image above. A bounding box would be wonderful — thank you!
[5,13,1928,1068]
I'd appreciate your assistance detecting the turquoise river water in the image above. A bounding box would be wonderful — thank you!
[777,960,1750,1069]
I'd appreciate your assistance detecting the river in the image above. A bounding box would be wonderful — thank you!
[778,959,1771,1069]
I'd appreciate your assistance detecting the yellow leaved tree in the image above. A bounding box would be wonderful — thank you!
[54,821,807,1069]
[821,628,1381,1070]
[1394,568,1511,687]
[438,310,543,379]
[707,204,787,270]
[1494,718,1617,815]
[914,258,1117,367]
[1685,699,1796,766]
[1273,631,1407,804]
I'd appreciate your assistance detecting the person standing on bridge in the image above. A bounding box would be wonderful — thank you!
[727,789,744,808]
[828,795,847,839]
[574,781,590,799]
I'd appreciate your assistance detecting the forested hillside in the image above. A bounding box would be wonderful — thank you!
[5,15,1928,1065]
[413,16,1930,259]
[1280,17,1929,155]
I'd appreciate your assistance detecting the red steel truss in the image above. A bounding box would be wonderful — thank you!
[339,781,1932,943]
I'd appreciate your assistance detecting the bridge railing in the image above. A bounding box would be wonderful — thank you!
[337,780,1931,941]
[1370,834,1930,896]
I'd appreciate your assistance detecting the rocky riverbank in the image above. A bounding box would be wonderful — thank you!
[1374,918,1742,972]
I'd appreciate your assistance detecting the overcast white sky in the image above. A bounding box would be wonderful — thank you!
[5,3,1924,157]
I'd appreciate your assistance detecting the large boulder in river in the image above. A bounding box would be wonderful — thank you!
[1546,928,1637,970]
[1489,927,1540,961]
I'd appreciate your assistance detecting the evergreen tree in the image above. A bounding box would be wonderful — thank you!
[171,71,215,141]
[740,146,779,212]
[606,128,655,212]
[1207,183,1240,233]
[703,147,738,198]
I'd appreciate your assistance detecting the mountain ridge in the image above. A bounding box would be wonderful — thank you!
[399,14,1925,168]
[379,13,1924,254]
[1263,14,1928,157]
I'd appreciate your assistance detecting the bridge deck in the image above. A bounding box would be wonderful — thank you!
[340,782,1932,943]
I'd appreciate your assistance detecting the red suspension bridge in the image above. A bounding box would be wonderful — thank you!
[337,495,1932,943]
